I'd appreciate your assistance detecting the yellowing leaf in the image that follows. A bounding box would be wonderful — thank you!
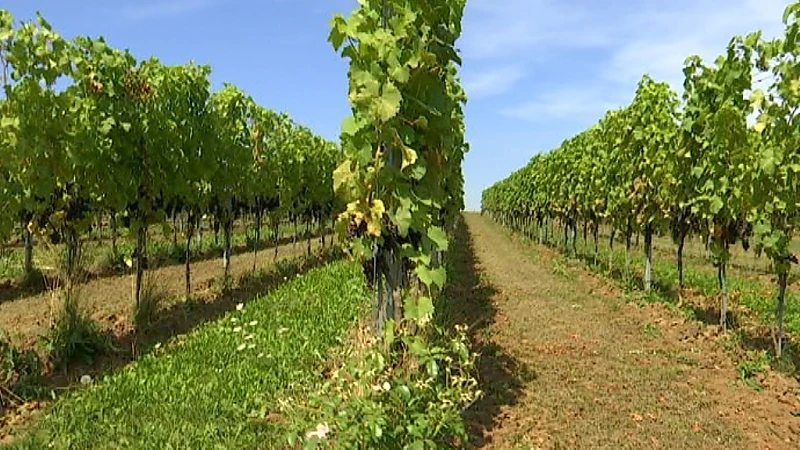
[0,116,19,129]
[370,199,385,217]
[750,89,765,107]
[332,161,354,194]
[401,145,417,169]
[367,221,381,237]
[791,79,800,96]
[361,199,385,237]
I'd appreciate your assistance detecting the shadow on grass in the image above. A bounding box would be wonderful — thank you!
[438,218,531,448]
[732,330,800,376]
[0,232,331,305]
[21,247,342,407]
[136,246,342,350]
[0,270,49,305]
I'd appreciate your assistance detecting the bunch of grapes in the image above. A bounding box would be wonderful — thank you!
[123,70,152,101]
[346,216,367,240]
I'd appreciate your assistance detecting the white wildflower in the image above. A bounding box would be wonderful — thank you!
[236,303,244,311]
[382,382,391,391]
[248,320,258,327]
[80,375,92,384]
[305,423,330,440]
[237,343,246,351]
[233,326,242,333]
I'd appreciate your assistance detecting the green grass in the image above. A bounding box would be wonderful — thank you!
[8,259,368,449]
[737,349,770,391]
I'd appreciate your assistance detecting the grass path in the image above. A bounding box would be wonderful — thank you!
[0,235,336,437]
[453,213,799,449]
[7,260,367,448]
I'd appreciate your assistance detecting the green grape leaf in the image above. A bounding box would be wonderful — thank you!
[416,265,446,289]
[374,82,402,122]
[427,226,449,251]
[760,147,777,175]
[390,63,410,84]
[99,117,115,135]
[382,319,395,345]
[417,296,434,319]
[328,14,348,49]
[341,115,360,136]
[410,164,427,180]
[709,196,724,214]
[403,295,419,321]
[394,205,412,236]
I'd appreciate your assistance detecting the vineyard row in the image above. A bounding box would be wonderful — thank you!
[483,2,800,357]
[0,10,341,306]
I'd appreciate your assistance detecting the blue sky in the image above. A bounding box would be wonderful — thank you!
[4,0,792,210]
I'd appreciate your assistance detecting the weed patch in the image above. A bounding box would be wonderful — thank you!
[44,288,113,369]
[738,350,770,391]
[272,323,480,449]
[0,333,43,409]
[133,272,170,335]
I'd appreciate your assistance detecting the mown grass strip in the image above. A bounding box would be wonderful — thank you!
[8,259,368,449]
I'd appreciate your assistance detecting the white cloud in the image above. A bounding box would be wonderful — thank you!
[462,0,792,120]
[500,86,628,123]
[461,0,615,61]
[464,66,525,99]
[603,0,788,90]
[122,0,224,20]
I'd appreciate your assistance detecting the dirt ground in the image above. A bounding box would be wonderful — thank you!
[449,213,800,449]
[0,235,330,349]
